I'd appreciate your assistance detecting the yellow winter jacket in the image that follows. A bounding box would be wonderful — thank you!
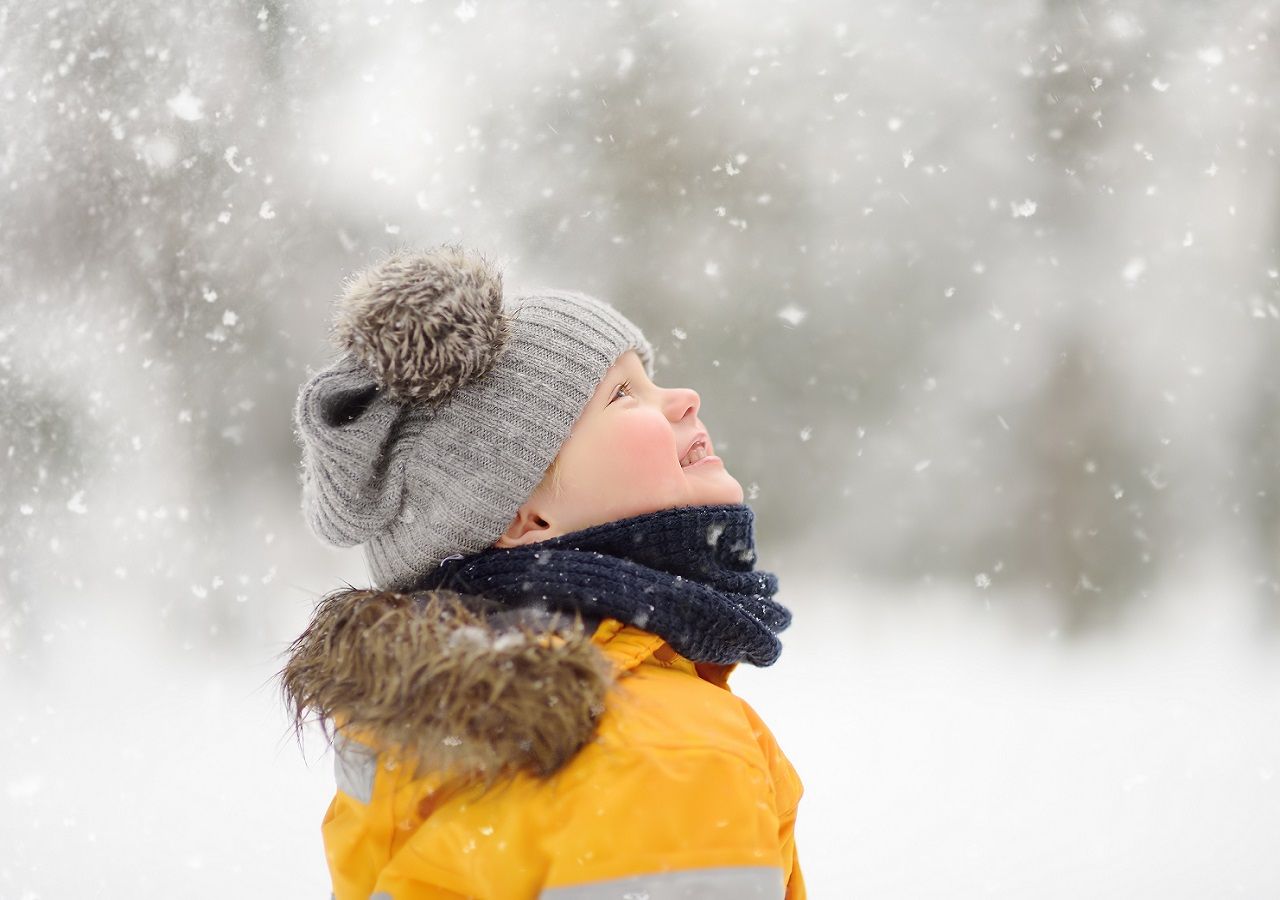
[281,588,804,899]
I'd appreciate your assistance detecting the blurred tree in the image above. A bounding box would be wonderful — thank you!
[0,376,86,668]
[0,1,348,650]
[1019,327,1159,633]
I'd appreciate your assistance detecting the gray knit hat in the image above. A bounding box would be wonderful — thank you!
[292,244,656,591]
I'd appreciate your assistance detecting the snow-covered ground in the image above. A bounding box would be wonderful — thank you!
[4,543,1278,898]
[740,542,1280,898]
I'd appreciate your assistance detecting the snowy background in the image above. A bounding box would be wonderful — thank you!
[3,0,1279,896]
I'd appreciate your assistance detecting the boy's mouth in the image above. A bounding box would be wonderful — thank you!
[680,433,711,467]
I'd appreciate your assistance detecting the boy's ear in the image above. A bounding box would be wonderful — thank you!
[494,504,554,548]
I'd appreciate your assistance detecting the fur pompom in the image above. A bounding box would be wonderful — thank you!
[329,244,510,404]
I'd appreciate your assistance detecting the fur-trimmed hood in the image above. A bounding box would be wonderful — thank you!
[278,587,619,792]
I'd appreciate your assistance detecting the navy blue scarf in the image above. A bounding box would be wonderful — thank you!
[411,503,792,667]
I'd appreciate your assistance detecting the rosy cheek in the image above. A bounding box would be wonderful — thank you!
[609,418,678,479]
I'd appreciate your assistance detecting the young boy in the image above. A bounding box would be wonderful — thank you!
[282,243,805,898]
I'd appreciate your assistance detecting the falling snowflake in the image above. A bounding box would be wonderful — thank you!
[166,86,204,121]
[1122,257,1146,283]
[777,305,807,327]
[1010,199,1037,218]
[1197,46,1223,66]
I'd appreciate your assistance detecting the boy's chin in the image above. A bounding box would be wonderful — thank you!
[697,476,745,506]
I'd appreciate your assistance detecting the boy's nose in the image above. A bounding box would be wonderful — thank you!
[665,387,700,423]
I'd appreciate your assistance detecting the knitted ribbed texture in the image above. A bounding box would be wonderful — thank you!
[293,288,654,590]
[413,503,792,667]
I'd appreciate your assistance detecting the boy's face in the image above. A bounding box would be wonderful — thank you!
[495,349,744,546]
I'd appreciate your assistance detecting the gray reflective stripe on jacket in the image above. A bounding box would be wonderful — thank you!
[539,866,785,899]
[333,732,378,804]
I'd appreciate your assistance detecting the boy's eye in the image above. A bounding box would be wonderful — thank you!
[609,380,632,404]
